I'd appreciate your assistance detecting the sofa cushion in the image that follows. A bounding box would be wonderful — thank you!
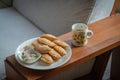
[0,7,43,78]
[13,0,95,36]
[88,0,115,24]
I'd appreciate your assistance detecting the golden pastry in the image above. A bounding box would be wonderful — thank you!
[40,34,58,41]
[54,46,67,56]
[48,49,61,60]
[24,45,32,50]
[40,54,54,64]
[32,41,51,53]
[53,40,69,48]
[37,37,56,47]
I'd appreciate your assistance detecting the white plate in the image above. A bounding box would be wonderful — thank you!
[15,38,72,70]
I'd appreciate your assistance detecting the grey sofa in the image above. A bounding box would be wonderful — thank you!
[0,0,115,79]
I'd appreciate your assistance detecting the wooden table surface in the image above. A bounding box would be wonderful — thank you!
[5,13,120,80]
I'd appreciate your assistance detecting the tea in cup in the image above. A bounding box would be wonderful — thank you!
[72,23,93,46]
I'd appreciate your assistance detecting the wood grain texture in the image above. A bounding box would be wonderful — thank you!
[5,60,26,80]
[5,13,120,80]
[111,0,120,15]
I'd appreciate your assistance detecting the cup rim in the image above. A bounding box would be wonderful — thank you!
[72,23,88,30]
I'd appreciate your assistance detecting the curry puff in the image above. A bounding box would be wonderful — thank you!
[30,34,69,65]
[32,41,51,53]
[40,54,54,64]
[48,49,61,60]
[53,40,69,48]
[37,37,56,47]
[54,46,67,56]
[40,34,58,41]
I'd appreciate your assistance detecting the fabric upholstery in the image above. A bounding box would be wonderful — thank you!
[0,7,44,79]
[13,0,95,36]
[88,0,114,24]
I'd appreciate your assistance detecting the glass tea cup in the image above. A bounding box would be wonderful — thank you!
[72,23,93,46]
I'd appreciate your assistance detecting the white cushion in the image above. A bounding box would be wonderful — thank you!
[13,0,94,36]
[0,7,43,79]
[48,58,95,80]
[88,0,115,24]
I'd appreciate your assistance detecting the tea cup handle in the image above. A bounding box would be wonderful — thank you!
[87,30,93,38]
